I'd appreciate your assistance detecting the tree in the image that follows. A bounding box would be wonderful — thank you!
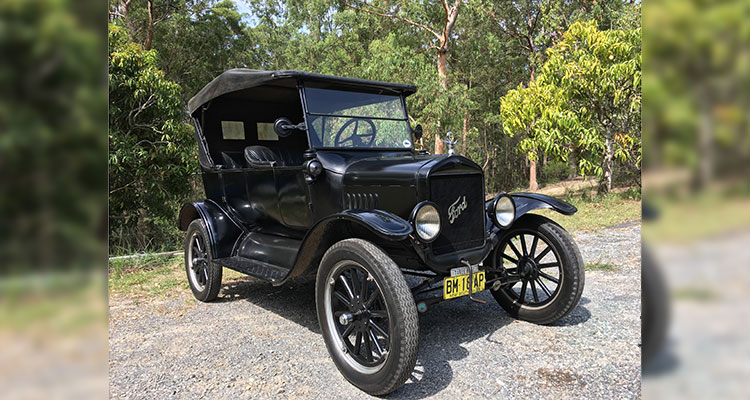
[344,0,465,154]
[109,24,195,252]
[500,20,641,194]
[1,0,105,271]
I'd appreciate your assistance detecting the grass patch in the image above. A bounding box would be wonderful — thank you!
[643,191,750,243]
[672,287,717,301]
[109,254,185,297]
[0,272,106,334]
[108,255,248,297]
[585,262,617,271]
[536,189,641,232]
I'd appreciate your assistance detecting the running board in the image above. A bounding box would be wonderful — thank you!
[216,256,291,283]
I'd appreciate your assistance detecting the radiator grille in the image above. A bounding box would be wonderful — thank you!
[429,173,485,255]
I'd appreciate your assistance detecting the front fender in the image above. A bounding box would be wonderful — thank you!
[282,209,412,282]
[177,200,244,258]
[485,192,576,232]
[510,192,577,217]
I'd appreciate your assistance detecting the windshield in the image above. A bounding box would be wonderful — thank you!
[303,87,412,149]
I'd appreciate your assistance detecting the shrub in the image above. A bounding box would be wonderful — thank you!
[540,160,574,185]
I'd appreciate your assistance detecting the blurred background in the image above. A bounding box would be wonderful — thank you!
[642,0,750,399]
[0,0,108,398]
[0,0,747,398]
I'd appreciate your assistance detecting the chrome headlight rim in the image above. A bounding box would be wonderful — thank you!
[410,201,441,242]
[491,194,516,228]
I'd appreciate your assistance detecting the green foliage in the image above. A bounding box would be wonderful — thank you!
[108,24,196,253]
[540,160,575,186]
[0,0,106,272]
[643,0,750,183]
[106,1,641,254]
[500,20,641,193]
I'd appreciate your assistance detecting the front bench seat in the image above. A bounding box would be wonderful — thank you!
[244,145,281,166]
[244,146,304,167]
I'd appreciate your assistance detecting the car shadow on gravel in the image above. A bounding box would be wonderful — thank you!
[550,297,592,326]
[216,275,591,399]
[385,290,513,399]
[218,275,321,333]
[389,295,592,399]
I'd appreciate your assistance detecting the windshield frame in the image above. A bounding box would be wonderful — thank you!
[299,83,415,151]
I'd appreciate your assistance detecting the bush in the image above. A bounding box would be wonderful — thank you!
[540,160,574,185]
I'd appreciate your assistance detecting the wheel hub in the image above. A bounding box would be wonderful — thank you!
[519,257,538,280]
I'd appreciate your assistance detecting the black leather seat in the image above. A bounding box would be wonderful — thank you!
[220,152,244,169]
[244,146,303,167]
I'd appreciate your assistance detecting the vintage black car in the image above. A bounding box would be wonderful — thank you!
[178,69,585,395]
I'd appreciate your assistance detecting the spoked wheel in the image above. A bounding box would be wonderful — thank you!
[184,219,222,302]
[326,261,390,369]
[316,239,418,396]
[488,214,584,324]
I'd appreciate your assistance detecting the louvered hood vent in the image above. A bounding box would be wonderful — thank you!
[345,192,380,210]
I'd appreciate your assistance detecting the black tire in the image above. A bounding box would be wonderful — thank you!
[641,246,669,366]
[315,239,418,396]
[489,214,584,324]
[184,219,222,302]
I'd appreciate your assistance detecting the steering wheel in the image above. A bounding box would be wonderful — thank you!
[333,118,376,147]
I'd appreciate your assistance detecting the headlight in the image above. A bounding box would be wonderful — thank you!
[493,195,515,228]
[413,202,440,241]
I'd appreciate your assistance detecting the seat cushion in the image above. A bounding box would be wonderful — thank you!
[221,152,244,169]
[244,146,303,167]
[244,145,282,166]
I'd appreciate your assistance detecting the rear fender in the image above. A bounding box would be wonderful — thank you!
[282,209,412,281]
[177,200,244,258]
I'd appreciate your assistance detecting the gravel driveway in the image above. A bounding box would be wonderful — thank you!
[109,222,641,399]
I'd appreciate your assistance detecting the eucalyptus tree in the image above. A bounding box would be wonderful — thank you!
[344,0,467,154]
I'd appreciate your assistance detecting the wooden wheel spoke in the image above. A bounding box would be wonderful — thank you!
[369,319,389,340]
[368,328,384,356]
[342,323,356,338]
[537,278,553,296]
[519,280,528,303]
[529,236,539,258]
[539,271,560,284]
[507,240,523,259]
[338,275,355,300]
[502,253,519,264]
[535,246,552,262]
[334,291,353,308]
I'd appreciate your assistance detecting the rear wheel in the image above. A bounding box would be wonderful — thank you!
[316,239,418,396]
[184,219,222,302]
[488,214,584,324]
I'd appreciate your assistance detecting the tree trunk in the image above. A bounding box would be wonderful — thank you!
[144,0,154,50]
[461,115,468,154]
[434,48,448,154]
[599,126,614,194]
[529,155,538,191]
[697,92,713,190]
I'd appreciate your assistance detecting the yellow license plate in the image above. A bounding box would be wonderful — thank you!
[443,271,485,300]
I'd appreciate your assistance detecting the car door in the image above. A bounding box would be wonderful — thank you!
[274,164,313,228]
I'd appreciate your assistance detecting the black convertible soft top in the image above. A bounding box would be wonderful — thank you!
[188,69,418,114]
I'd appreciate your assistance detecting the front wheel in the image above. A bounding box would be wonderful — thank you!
[487,214,584,324]
[315,239,418,396]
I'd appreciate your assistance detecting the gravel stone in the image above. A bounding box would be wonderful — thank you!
[109,222,641,399]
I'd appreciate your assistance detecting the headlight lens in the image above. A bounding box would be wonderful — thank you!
[494,196,515,227]
[415,204,440,241]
